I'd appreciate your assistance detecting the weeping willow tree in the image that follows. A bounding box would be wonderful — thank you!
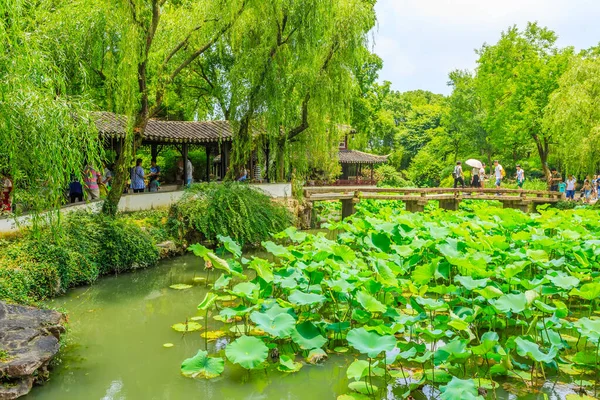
[223,0,377,181]
[0,0,103,221]
[544,51,600,175]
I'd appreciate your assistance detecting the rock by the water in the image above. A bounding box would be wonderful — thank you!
[157,240,181,258]
[0,301,65,400]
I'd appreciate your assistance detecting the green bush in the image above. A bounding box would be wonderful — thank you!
[374,164,412,187]
[170,183,293,246]
[0,211,159,304]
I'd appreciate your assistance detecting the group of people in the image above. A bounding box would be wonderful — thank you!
[453,160,522,190]
[564,174,600,203]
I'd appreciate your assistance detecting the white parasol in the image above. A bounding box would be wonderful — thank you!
[465,159,483,169]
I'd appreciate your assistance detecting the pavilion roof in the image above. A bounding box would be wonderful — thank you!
[338,150,388,164]
[94,112,233,144]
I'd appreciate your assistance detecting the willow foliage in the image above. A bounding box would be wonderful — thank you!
[0,0,103,217]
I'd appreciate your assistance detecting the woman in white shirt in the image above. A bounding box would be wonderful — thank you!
[565,175,576,200]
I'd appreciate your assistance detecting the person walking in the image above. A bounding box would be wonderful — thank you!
[583,176,592,203]
[479,164,487,189]
[549,168,562,192]
[186,158,194,186]
[69,175,84,203]
[130,158,146,193]
[493,160,504,191]
[565,175,576,201]
[83,164,101,200]
[453,161,465,188]
[516,165,525,189]
[471,165,480,188]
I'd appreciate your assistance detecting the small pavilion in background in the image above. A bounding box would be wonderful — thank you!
[335,131,388,185]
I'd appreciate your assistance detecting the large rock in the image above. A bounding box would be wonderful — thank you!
[0,301,65,400]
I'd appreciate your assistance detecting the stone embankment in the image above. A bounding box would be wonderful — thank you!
[0,302,65,399]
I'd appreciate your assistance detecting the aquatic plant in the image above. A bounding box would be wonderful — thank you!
[179,205,600,399]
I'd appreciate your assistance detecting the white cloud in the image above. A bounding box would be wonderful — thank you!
[372,0,600,94]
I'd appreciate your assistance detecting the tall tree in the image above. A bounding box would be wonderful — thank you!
[0,0,103,218]
[544,50,600,175]
[475,23,572,185]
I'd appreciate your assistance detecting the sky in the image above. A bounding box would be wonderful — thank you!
[372,0,600,95]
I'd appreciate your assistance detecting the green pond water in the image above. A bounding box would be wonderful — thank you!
[26,254,579,400]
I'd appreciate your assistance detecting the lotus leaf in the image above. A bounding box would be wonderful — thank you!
[217,235,242,258]
[514,337,558,363]
[348,381,378,395]
[229,282,259,300]
[346,359,370,381]
[248,257,274,283]
[181,350,224,379]
[200,330,226,340]
[197,292,219,311]
[493,293,527,314]
[570,283,600,301]
[188,243,209,257]
[249,311,296,338]
[277,355,303,373]
[573,318,600,342]
[291,321,327,350]
[169,284,193,290]
[455,276,488,290]
[225,336,268,369]
[288,290,326,306]
[163,343,174,348]
[171,322,202,332]
[346,327,396,358]
[439,377,483,400]
[213,274,231,290]
[356,290,386,313]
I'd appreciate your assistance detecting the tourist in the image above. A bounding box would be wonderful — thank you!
[452,161,465,188]
[83,164,101,200]
[565,175,576,201]
[238,167,248,182]
[479,164,487,188]
[583,176,592,203]
[1,173,13,212]
[516,165,525,189]
[493,160,504,190]
[149,158,161,192]
[471,164,480,188]
[130,158,145,193]
[549,168,562,192]
[102,163,114,189]
[186,158,194,186]
[69,175,84,203]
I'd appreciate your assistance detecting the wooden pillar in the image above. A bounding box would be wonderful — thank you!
[205,145,211,183]
[182,143,189,186]
[370,164,374,184]
[151,143,158,161]
[405,200,425,213]
[439,199,461,211]
[341,198,355,219]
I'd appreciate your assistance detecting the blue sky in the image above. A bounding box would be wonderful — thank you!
[372,0,600,95]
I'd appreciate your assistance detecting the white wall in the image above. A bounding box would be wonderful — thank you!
[0,183,292,234]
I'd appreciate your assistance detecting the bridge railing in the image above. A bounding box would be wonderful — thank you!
[303,186,564,218]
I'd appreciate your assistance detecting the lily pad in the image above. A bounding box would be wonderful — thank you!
[200,330,227,341]
[181,350,224,379]
[250,310,296,338]
[346,327,396,358]
[278,354,303,373]
[291,321,327,350]
[171,322,202,332]
[163,343,174,348]
[169,284,193,290]
[225,335,268,369]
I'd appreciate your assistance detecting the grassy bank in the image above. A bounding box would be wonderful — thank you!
[0,183,294,305]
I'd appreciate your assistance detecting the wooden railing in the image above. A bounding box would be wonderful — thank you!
[303,186,564,217]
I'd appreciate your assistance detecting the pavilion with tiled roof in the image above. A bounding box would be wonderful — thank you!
[94,112,234,182]
[335,133,388,185]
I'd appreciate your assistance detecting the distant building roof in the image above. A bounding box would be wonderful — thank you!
[94,112,233,144]
[338,150,388,164]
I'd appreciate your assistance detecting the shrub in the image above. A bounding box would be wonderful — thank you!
[374,165,412,187]
[0,211,159,304]
[170,183,293,246]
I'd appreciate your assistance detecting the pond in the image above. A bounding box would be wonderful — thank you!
[26,254,350,400]
[26,253,581,400]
